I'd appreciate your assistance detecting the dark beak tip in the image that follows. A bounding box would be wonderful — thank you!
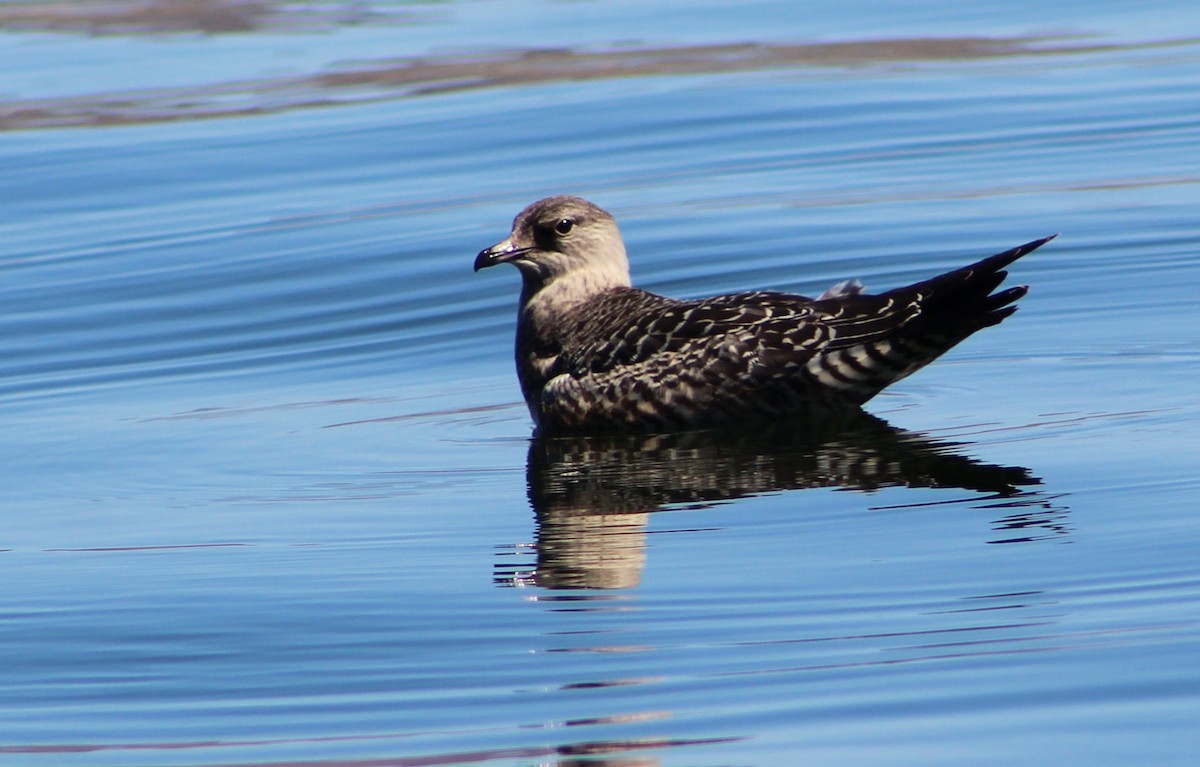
[473,248,495,273]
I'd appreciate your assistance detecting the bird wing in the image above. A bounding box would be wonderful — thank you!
[560,288,827,376]
[542,289,841,429]
[541,236,1053,428]
[796,235,1055,404]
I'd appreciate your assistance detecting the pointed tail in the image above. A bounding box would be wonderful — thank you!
[807,235,1056,405]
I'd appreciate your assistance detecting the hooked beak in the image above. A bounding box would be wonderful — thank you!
[474,239,533,272]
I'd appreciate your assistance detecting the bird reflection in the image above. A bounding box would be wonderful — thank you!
[496,412,1065,589]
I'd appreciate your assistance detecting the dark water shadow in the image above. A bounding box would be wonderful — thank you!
[0,0,387,35]
[496,412,1065,589]
[2,33,1153,131]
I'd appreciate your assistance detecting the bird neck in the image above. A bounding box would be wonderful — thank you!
[519,262,631,323]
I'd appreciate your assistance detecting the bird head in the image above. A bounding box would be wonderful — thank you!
[474,196,631,297]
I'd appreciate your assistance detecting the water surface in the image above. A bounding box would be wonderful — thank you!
[1,1,1199,765]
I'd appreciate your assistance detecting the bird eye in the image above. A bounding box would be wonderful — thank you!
[554,218,575,235]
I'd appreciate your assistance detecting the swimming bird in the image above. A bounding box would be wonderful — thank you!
[475,195,1053,432]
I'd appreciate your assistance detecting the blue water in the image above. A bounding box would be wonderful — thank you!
[2,1,1199,765]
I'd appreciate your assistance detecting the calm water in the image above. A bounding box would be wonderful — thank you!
[2,1,1199,765]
